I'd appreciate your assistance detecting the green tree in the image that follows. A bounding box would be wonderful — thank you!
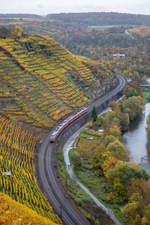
[70,151,82,169]
[104,135,118,147]
[103,111,120,131]
[106,161,149,185]
[91,106,97,122]
[122,96,144,121]
[106,139,128,161]
[142,205,150,225]
[119,112,130,131]
[124,87,138,98]
[107,125,122,140]
[121,193,142,225]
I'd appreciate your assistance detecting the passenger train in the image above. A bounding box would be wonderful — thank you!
[49,107,88,143]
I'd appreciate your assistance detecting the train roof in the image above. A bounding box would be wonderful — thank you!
[50,107,88,138]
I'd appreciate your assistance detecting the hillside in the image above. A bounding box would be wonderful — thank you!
[0,32,117,129]
[46,12,150,26]
[0,30,118,224]
[0,193,59,225]
[129,25,150,37]
[0,113,62,224]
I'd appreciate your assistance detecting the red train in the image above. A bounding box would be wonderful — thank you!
[49,107,88,143]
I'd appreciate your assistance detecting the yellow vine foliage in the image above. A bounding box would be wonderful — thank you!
[0,193,58,225]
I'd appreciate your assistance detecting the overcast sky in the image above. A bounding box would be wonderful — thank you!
[1,0,150,15]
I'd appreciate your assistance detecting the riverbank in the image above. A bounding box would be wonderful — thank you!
[66,90,150,225]
[123,102,150,174]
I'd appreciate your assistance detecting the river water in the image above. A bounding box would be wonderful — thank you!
[123,103,150,174]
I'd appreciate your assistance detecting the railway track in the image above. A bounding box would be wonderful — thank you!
[36,74,126,225]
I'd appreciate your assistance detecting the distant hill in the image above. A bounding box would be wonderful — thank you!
[0,13,42,18]
[1,12,150,59]
[129,25,150,37]
[47,12,150,26]
[1,12,150,25]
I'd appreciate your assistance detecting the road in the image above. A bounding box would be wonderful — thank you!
[36,75,126,225]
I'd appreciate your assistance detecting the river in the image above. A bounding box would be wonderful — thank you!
[123,103,150,174]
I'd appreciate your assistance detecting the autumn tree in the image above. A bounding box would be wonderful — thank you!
[124,87,138,98]
[121,192,143,224]
[107,125,122,140]
[106,139,128,161]
[104,135,118,147]
[122,96,144,121]
[91,144,112,176]
[106,162,149,205]
[109,101,129,131]
[119,112,130,131]
[102,111,120,131]
[106,162,149,186]
[102,156,119,176]
[142,205,150,225]
[123,81,142,96]
[126,178,150,206]
[11,26,23,39]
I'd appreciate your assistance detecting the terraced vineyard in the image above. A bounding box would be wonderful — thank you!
[0,34,115,129]
[0,114,62,224]
[0,193,58,225]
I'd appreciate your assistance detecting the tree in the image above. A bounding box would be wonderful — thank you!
[107,125,122,140]
[109,101,130,131]
[11,26,23,39]
[126,178,150,206]
[122,96,144,121]
[121,193,142,225]
[91,144,112,176]
[106,139,128,161]
[102,156,119,176]
[124,87,138,98]
[91,106,97,122]
[142,205,150,225]
[104,135,118,147]
[106,161,149,186]
[70,151,82,169]
[103,111,120,131]
[123,81,142,96]
[119,112,130,131]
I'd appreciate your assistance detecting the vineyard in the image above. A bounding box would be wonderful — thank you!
[0,34,114,129]
[0,114,62,224]
[0,193,58,225]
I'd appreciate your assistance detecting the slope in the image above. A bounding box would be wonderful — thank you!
[0,33,117,129]
[0,192,59,225]
[0,114,62,224]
